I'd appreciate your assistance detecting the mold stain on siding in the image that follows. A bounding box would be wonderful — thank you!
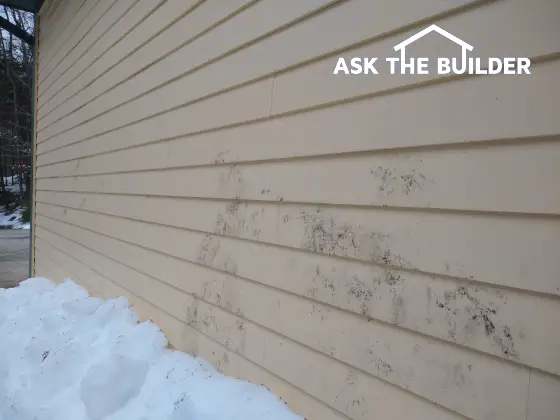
[207,200,523,364]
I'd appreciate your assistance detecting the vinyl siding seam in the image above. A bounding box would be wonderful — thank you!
[35,0,487,140]
[268,74,275,116]
[36,0,260,126]
[526,368,532,420]
[34,0,346,141]
[36,0,345,131]
[35,54,560,156]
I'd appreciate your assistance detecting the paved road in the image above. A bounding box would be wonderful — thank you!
[0,230,29,288]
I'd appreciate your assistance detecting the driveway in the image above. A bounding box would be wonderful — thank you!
[0,230,29,288]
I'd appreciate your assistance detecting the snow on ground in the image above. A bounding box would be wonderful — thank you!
[0,278,302,420]
[2,177,26,195]
[0,206,29,230]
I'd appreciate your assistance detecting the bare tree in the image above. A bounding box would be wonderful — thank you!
[0,6,33,201]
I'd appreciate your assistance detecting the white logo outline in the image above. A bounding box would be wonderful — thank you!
[332,24,531,76]
[393,24,473,71]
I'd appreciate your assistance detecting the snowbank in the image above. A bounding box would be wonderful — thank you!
[0,278,302,420]
[0,206,29,230]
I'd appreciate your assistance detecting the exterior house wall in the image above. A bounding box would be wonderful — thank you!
[32,0,560,419]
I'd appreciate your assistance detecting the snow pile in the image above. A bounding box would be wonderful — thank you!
[0,206,29,230]
[0,278,301,420]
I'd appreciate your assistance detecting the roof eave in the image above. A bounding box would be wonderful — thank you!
[0,0,43,13]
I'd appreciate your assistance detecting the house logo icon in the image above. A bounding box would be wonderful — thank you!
[333,24,531,76]
[393,24,473,73]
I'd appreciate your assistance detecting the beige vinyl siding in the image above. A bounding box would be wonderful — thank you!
[37,0,98,75]
[37,0,116,86]
[32,0,560,419]
[37,0,139,99]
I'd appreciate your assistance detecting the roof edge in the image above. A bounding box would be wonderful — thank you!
[0,0,44,13]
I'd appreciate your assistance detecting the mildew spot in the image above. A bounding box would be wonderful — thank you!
[433,285,518,358]
[378,249,412,269]
[385,271,402,286]
[348,276,374,302]
[374,358,393,379]
[222,257,238,275]
[300,210,358,257]
[185,300,199,326]
[214,150,229,164]
[371,166,429,196]
[346,370,357,385]
[215,201,263,240]
[226,202,239,215]
[196,234,221,266]
[299,210,412,269]
[401,171,427,195]
[315,265,336,296]
[215,213,233,236]
[392,294,406,326]
[218,165,245,196]
[451,363,466,387]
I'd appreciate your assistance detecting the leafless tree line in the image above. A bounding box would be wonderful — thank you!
[0,6,33,199]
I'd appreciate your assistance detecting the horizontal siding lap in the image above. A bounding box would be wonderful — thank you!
[527,370,560,420]
[35,59,560,167]
[38,0,87,59]
[37,238,127,301]
[32,186,560,298]
[35,243,351,420]
[35,224,521,420]
[36,0,560,150]
[34,230,462,420]
[39,0,103,77]
[34,195,560,375]
[36,0,256,130]
[35,0,474,147]
[36,0,195,121]
[272,0,560,113]
[36,76,274,158]
[37,0,138,102]
[39,225,526,418]
[35,248,75,282]
[36,0,336,144]
[38,0,116,88]
[36,139,560,216]
[33,0,560,419]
